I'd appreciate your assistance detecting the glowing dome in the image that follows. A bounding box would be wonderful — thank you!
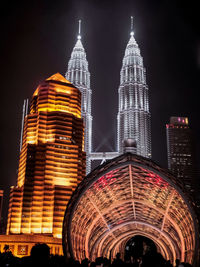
[63,153,199,266]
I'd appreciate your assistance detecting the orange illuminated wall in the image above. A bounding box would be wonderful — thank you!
[7,73,86,238]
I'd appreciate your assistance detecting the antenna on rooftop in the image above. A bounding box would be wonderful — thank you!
[78,20,81,39]
[130,16,134,36]
[20,99,29,151]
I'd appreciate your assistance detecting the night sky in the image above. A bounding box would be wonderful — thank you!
[1,0,200,220]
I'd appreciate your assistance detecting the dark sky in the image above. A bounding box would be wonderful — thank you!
[1,0,200,219]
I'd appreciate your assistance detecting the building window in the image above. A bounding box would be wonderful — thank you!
[55,246,60,254]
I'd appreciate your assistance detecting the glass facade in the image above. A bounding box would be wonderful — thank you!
[166,117,196,193]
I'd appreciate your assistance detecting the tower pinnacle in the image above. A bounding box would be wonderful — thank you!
[130,16,134,36]
[78,20,81,40]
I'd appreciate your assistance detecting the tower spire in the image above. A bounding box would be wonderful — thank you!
[66,20,93,174]
[78,20,81,40]
[130,16,134,36]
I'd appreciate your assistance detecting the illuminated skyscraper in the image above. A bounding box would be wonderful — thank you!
[66,21,92,174]
[117,17,151,157]
[166,116,196,192]
[5,74,85,252]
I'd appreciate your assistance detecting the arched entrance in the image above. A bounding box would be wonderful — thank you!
[63,153,199,266]
[124,235,157,259]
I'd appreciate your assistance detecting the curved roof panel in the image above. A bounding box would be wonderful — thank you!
[63,153,199,265]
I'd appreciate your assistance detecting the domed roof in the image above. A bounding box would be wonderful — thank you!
[63,153,199,265]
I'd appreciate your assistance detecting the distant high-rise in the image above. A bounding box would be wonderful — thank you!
[3,73,85,256]
[66,20,92,174]
[166,116,196,192]
[117,17,151,157]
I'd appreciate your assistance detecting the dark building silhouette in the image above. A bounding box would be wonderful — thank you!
[166,117,196,192]
[0,190,3,227]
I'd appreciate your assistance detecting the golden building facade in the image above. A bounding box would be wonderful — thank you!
[5,73,85,254]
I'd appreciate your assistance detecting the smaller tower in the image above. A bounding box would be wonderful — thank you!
[166,117,196,192]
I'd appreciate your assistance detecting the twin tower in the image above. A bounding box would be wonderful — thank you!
[66,19,151,174]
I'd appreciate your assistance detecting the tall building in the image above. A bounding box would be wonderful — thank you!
[117,17,151,157]
[66,21,92,174]
[166,116,196,192]
[1,73,85,256]
[90,18,151,166]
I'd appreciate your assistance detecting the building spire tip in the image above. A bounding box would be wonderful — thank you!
[130,16,134,36]
[78,20,81,40]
